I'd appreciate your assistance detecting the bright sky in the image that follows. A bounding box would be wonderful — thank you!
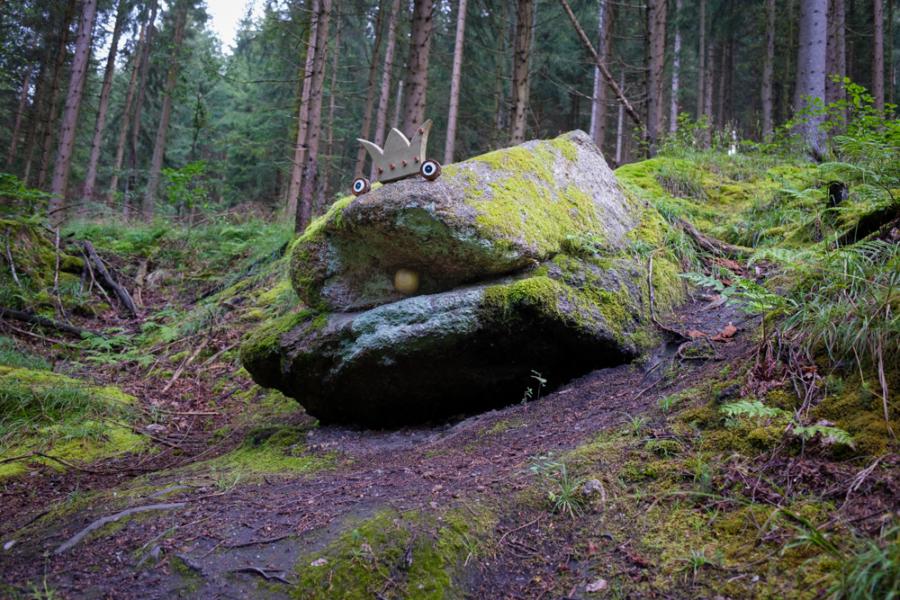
[204,0,262,53]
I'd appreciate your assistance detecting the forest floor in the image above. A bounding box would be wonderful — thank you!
[0,290,777,599]
[1,149,898,598]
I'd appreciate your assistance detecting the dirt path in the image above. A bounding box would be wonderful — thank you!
[0,298,754,599]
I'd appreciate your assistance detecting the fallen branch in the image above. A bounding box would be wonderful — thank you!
[0,306,98,338]
[82,240,139,317]
[558,0,644,133]
[675,218,749,258]
[55,503,186,554]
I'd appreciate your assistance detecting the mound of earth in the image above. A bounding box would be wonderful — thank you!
[242,130,683,426]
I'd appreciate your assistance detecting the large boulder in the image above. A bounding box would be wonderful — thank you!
[242,131,683,426]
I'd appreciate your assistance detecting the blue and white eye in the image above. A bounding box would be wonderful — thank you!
[352,177,370,196]
[420,159,441,181]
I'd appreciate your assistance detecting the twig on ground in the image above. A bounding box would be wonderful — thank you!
[498,515,544,546]
[55,503,186,554]
[161,338,209,393]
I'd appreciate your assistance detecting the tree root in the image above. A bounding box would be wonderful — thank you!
[55,503,186,554]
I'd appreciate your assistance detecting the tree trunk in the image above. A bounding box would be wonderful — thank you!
[696,0,706,121]
[322,6,341,209]
[296,0,332,234]
[48,0,98,226]
[615,71,626,165]
[762,0,776,139]
[371,0,402,179]
[21,57,49,183]
[872,0,884,111]
[36,0,77,190]
[444,0,468,164]
[703,43,715,145]
[589,0,611,147]
[401,0,435,135]
[353,0,385,179]
[82,0,128,204]
[143,0,189,221]
[795,0,828,158]
[286,0,319,221]
[716,42,726,129]
[835,0,846,108]
[5,67,32,170]
[108,18,149,206]
[127,0,159,217]
[646,0,667,155]
[669,0,682,133]
[510,0,534,144]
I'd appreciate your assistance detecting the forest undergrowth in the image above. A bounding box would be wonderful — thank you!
[0,97,898,597]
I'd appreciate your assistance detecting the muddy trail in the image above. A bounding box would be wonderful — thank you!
[0,295,760,599]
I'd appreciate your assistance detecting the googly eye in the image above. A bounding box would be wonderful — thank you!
[351,177,370,196]
[419,159,441,181]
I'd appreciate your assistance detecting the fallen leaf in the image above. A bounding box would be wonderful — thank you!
[687,329,707,339]
[585,578,608,593]
[711,322,737,341]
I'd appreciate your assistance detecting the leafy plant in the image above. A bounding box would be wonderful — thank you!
[720,399,784,420]
[528,454,585,519]
[832,525,899,600]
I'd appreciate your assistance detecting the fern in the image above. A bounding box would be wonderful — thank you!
[720,400,786,420]
[792,424,855,447]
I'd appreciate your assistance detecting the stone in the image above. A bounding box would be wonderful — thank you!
[242,131,684,426]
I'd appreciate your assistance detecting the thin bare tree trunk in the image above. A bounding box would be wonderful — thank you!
[872,0,884,111]
[36,0,77,190]
[5,67,32,169]
[401,0,435,134]
[126,0,159,217]
[48,0,98,226]
[762,0,776,139]
[296,0,332,233]
[589,0,611,147]
[143,0,189,221]
[795,0,828,158]
[323,7,340,209]
[82,0,128,204]
[696,0,706,121]
[392,79,403,130]
[615,71,625,165]
[371,0,402,180]
[510,0,534,144]
[286,0,319,221]
[703,43,715,145]
[669,0,682,133]
[21,57,49,183]
[353,0,385,179]
[444,0,468,163]
[646,0,667,155]
[108,19,148,206]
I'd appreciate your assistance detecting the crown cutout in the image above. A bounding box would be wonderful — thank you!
[358,120,433,183]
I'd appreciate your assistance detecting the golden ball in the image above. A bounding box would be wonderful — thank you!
[394,268,420,295]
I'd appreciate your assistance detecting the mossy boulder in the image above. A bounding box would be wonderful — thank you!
[243,131,683,426]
